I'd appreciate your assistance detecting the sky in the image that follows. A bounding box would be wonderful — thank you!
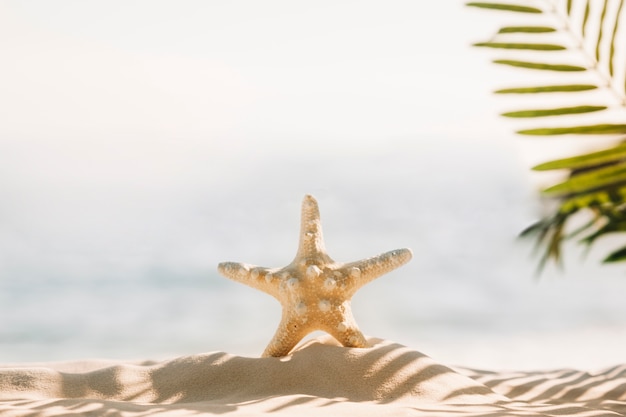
[2,1,626,368]
[0,1,509,143]
[0,0,527,275]
[3,0,614,190]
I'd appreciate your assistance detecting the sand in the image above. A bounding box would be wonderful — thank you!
[0,336,624,416]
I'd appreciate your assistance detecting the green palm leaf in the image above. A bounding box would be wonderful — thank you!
[493,60,586,71]
[582,0,591,37]
[609,0,625,76]
[466,2,542,13]
[495,84,597,93]
[467,0,626,269]
[474,42,566,50]
[604,246,626,262]
[502,105,606,118]
[542,164,626,196]
[533,142,626,171]
[559,188,616,212]
[498,26,556,33]
[595,0,610,62]
[518,124,626,135]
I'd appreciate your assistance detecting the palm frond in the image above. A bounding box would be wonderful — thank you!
[466,2,543,13]
[502,105,607,118]
[518,124,626,135]
[609,0,625,76]
[474,42,566,50]
[495,84,597,93]
[467,0,626,269]
[493,59,587,71]
[533,142,626,170]
[542,164,626,196]
[498,26,557,33]
[604,245,626,262]
[582,0,591,37]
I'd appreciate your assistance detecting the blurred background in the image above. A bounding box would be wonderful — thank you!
[1,0,625,370]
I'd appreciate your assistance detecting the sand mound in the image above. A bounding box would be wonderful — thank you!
[0,337,624,416]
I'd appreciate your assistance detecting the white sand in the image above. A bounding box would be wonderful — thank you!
[0,337,624,416]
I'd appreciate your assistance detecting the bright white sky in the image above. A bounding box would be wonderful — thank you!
[5,0,618,189]
[0,1,512,162]
[1,0,619,174]
[0,0,528,254]
[0,0,543,269]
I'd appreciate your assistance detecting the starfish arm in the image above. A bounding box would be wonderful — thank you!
[262,315,309,357]
[294,195,333,263]
[217,262,279,297]
[342,248,412,293]
[323,307,368,348]
[328,325,367,349]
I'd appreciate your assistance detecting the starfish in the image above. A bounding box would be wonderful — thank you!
[217,195,412,357]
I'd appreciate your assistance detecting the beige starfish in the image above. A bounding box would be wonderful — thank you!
[218,195,412,357]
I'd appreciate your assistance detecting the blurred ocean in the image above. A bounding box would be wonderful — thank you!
[2,136,626,370]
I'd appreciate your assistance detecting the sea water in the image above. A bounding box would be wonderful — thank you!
[2,136,626,370]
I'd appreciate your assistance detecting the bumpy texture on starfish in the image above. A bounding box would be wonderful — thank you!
[218,195,412,357]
